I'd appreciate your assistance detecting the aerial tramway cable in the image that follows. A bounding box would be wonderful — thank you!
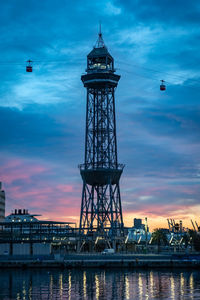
[0,57,199,91]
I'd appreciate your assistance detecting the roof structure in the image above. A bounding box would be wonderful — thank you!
[87,30,112,59]
[95,24,105,48]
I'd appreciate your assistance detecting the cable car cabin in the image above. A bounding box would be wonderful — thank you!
[160,80,166,91]
[160,84,166,91]
[26,60,33,72]
[26,66,32,72]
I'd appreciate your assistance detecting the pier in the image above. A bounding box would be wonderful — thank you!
[0,253,200,269]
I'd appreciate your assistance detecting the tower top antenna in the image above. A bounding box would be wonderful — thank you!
[95,22,106,48]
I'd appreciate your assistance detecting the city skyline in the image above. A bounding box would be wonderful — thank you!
[0,0,199,230]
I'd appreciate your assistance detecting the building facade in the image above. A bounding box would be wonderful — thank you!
[5,209,39,223]
[0,182,5,222]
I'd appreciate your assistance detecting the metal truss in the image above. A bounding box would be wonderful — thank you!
[79,37,124,238]
[80,181,123,235]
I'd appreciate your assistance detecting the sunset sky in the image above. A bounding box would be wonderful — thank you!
[0,0,200,230]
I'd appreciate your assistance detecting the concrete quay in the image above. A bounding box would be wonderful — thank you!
[0,254,200,269]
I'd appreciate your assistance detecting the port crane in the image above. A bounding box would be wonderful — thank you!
[191,219,197,232]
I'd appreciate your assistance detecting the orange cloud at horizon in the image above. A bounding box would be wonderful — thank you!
[123,205,200,231]
[37,205,200,232]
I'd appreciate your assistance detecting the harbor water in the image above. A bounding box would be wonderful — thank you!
[1,268,200,299]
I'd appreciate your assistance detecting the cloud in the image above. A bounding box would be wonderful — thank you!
[105,2,121,15]
[0,105,85,164]
[115,0,200,25]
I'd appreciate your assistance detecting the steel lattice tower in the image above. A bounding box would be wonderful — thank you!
[79,31,124,237]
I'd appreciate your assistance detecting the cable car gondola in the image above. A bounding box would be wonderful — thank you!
[26,60,33,72]
[160,80,166,91]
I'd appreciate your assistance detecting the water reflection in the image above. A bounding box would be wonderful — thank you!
[125,274,129,300]
[68,272,71,300]
[190,273,194,299]
[95,274,99,300]
[83,271,87,299]
[0,268,200,299]
[170,274,175,300]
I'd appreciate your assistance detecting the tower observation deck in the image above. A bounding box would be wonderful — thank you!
[79,31,124,238]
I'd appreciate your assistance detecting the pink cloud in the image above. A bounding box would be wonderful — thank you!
[57,184,74,193]
[1,156,199,231]
[0,158,47,185]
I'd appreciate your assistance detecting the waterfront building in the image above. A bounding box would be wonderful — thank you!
[127,227,152,243]
[0,209,77,255]
[134,218,143,229]
[5,209,39,223]
[0,182,5,222]
[133,218,149,232]
[127,218,151,244]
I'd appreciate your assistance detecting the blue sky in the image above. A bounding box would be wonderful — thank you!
[0,0,200,229]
